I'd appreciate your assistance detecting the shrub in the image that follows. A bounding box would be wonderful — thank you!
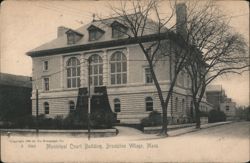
[200,111,208,117]
[63,111,88,129]
[12,115,36,129]
[0,108,116,129]
[90,111,116,129]
[141,111,162,127]
[208,109,226,123]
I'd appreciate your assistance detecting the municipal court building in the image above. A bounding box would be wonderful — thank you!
[27,4,212,124]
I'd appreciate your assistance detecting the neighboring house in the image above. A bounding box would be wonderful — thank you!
[0,73,32,121]
[220,98,237,119]
[206,85,237,118]
[27,4,211,124]
[206,85,226,111]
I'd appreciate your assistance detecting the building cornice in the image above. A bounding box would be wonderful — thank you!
[27,32,173,58]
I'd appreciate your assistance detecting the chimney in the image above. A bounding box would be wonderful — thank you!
[176,3,187,37]
[57,26,69,37]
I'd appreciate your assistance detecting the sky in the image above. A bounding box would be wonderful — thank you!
[0,0,249,106]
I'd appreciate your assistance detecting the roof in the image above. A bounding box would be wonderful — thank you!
[0,73,32,88]
[27,13,169,57]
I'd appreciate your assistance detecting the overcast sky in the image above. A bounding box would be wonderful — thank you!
[0,0,249,106]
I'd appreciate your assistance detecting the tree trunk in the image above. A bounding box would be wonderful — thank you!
[161,103,168,136]
[160,74,178,135]
[194,101,201,129]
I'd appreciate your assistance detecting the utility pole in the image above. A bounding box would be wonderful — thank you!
[170,44,173,120]
[88,58,91,140]
[36,88,39,135]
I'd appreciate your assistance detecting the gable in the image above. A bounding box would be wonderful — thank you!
[87,25,105,41]
[65,29,83,44]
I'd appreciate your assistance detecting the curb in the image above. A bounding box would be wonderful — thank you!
[143,121,233,135]
[0,128,118,137]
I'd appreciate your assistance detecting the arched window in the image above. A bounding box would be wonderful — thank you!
[114,98,121,112]
[89,54,103,86]
[66,57,80,88]
[44,102,49,114]
[145,97,153,111]
[175,97,178,112]
[110,52,127,85]
[69,101,75,113]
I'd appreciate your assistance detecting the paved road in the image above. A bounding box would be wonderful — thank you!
[184,121,249,138]
[1,121,249,162]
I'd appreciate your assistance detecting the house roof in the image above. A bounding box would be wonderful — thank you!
[27,13,169,57]
[0,73,32,88]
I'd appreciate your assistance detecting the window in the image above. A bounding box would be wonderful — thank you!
[44,102,49,114]
[89,30,98,41]
[179,72,184,87]
[145,67,153,83]
[66,57,80,88]
[89,54,103,86]
[145,97,153,111]
[146,48,152,56]
[187,74,190,88]
[44,78,49,91]
[110,52,127,85]
[43,61,48,71]
[175,97,178,112]
[67,33,75,44]
[66,30,83,45]
[111,21,127,38]
[88,25,104,41]
[226,106,229,111]
[112,27,126,38]
[182,99,185,112]
[114,98,120,112]
[69,101,75,113]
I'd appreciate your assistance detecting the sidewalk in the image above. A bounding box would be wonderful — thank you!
[143,121,232,135]
[168,121,232,136]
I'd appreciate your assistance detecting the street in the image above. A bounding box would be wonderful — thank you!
[1,121,249,162]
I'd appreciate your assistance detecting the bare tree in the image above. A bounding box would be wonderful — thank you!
[182,1,249,128]
[95,0,191,136]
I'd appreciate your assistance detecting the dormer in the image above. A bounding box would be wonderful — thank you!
[66,29,83,45]
[111,21,128,38]
[87,25,105,41]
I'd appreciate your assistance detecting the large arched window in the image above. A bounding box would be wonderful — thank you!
[89,54,103,86]
[114,98,121,112]
[145,97,153,111]
[44,102,49,114]
[67,57,80,88]
[69,101,75,113]
[110,52,127,85]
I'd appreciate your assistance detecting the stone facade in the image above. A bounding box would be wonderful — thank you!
[28,10,212,124]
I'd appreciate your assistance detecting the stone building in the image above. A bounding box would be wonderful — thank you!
[206,85,237,119]
[27,4,211,124]
[0,73,32,120]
